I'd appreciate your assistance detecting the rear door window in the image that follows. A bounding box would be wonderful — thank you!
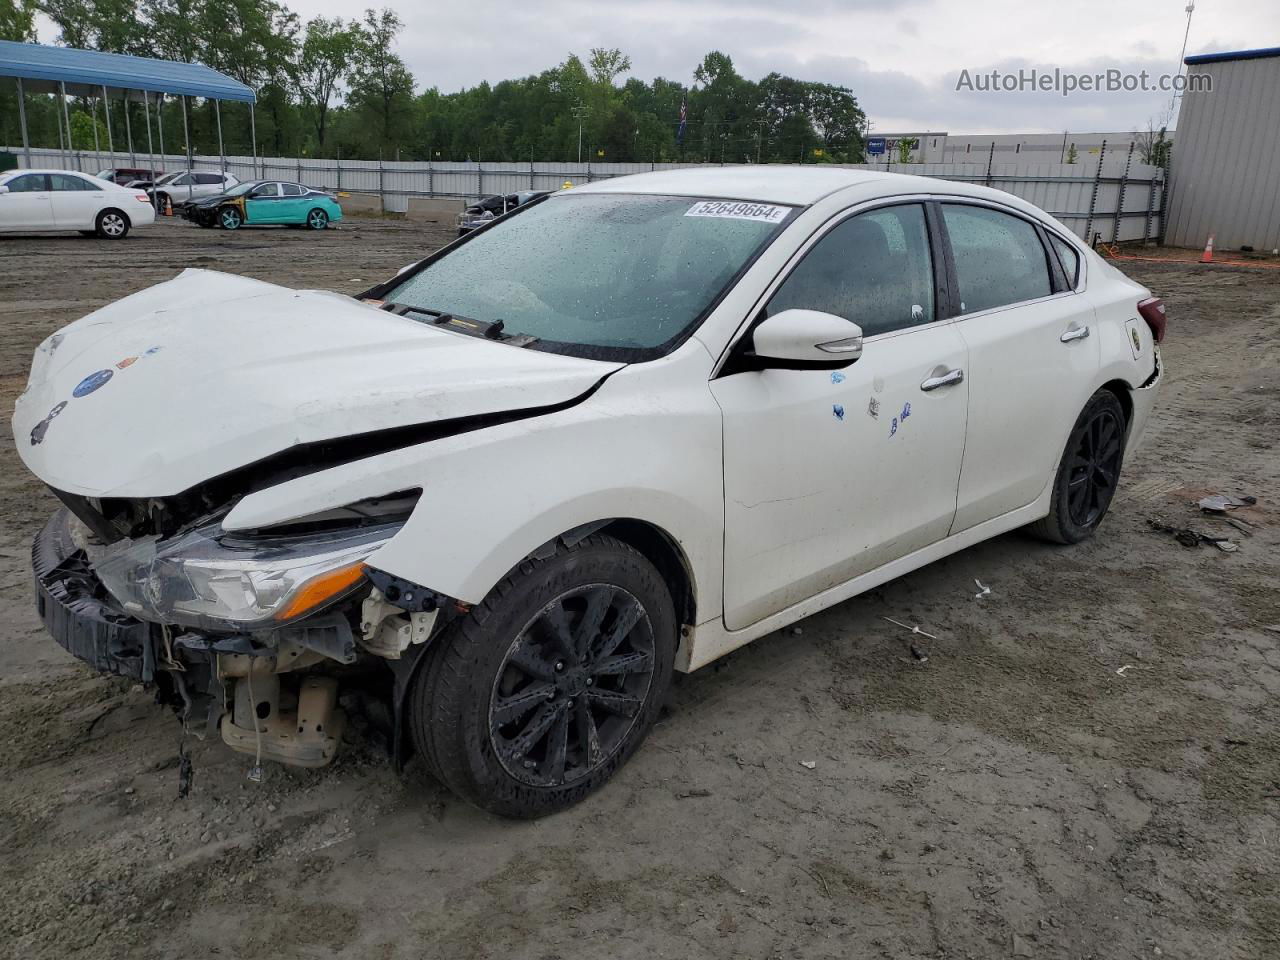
[941,204,1053,314]
[50,174,96,191]
[281,183,304,196]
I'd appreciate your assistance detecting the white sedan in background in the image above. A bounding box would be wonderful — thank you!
[0,169,156,239]
[16,167,1165,817]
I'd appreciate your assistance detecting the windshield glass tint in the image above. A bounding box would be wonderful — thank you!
[387,194,792,356]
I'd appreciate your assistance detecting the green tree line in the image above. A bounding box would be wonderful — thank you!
[0,0,867,164]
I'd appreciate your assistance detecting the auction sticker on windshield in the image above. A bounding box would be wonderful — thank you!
[685,201,789,223]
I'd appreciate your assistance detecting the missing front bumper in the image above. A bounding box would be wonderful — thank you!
[33,509,157,681]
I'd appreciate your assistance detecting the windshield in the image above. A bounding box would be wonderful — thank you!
[384,193,794,360]
[155,172,179,185]
[223,181,258,197]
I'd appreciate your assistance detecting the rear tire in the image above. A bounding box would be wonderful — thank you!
[1030,389,1127,544]
[409,534,676,818]
[95,209,129,239]
[306,208,329,230]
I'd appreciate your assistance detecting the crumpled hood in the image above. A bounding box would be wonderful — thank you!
[14,269,620,497]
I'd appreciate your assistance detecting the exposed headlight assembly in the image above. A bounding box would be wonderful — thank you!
[92,520,402,632]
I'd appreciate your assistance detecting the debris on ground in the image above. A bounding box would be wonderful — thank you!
[910,643,930,662]
[676,788,713,799]
[1196,494,1257,513]
[1212,516,1255,536]
[1147,518,1239,551]
[883,617,938,640]
[973,578,992,600]
[1116,665,1135,677]
[799,760,817,770]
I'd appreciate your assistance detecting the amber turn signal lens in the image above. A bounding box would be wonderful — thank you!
[273,562,366,622]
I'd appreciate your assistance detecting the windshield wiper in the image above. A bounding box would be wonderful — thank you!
[384,303,539,347]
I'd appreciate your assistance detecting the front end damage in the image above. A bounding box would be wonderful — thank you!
[33,496,457,771]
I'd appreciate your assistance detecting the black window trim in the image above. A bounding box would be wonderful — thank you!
[1044,228,1085,292]
[932,198,1076,321]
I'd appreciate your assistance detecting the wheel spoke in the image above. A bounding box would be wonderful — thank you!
[540,602,578,661]
[545,708,570,783]
[575,587,613,657]
[493,681,554,724]
[576,700,603,766]
[593,651,652,676]
[585,687,642,718]
[591,596,644,663]
[508,642,557,681]
[504,699,569,760]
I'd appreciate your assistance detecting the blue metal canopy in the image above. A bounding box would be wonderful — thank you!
[0,40,256,102]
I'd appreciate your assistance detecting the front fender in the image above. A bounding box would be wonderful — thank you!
[222,360,725,616]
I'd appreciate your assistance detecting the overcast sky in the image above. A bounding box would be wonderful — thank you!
[41,0,1280,133]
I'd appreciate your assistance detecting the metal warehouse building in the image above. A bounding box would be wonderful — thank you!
[1165,46,1280,251]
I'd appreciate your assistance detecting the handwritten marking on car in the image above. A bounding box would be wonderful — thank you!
[867,397,880,420]
[832,404,845,421]
[830,371,845,384]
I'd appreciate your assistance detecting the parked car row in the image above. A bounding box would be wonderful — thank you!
[0,167,344,237]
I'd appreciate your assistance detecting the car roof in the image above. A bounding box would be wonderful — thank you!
[3,168,106,176]
[571,166,903,206]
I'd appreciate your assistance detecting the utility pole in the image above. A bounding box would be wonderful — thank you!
[571,99,588,164]
[1169,1,1196,122]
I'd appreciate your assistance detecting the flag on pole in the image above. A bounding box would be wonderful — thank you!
[676,92,688,145]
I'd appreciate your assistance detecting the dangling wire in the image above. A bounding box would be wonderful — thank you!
[245,667,264,783]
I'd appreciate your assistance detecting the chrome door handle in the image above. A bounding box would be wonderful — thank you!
[1060,325,1090,343]
[920,368,964,391]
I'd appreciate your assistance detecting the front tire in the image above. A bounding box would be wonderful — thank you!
[1031,389,1127,544]
[410,534,676,818]
[219,207,243,230]
[95,209,129,239]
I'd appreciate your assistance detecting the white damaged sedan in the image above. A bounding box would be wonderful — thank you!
[15,168,1164,816]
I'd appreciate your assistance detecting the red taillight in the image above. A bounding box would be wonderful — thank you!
[1137,297,1166,343]
[135,193,150,202]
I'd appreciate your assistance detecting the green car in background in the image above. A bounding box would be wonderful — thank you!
[183,179,343,230]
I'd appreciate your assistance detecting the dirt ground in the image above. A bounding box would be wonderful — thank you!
[1,218,1278,960]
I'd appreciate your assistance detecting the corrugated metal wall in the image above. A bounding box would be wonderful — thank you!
[9,146,1165,243]
[1166,55,1280,250]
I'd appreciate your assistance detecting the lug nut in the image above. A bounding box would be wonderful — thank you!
[554,660,565,672]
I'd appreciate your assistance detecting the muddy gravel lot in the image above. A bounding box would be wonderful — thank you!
[1,218,1278,960]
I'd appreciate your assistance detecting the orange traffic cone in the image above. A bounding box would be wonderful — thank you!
[1199,232,1215,263]
[163,195,173,217]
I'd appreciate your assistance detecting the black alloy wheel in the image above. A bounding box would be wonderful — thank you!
[1031,389,1128,544]
[489,583,655,788]
[1066,406,1124,526]
[409,534,677,818]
